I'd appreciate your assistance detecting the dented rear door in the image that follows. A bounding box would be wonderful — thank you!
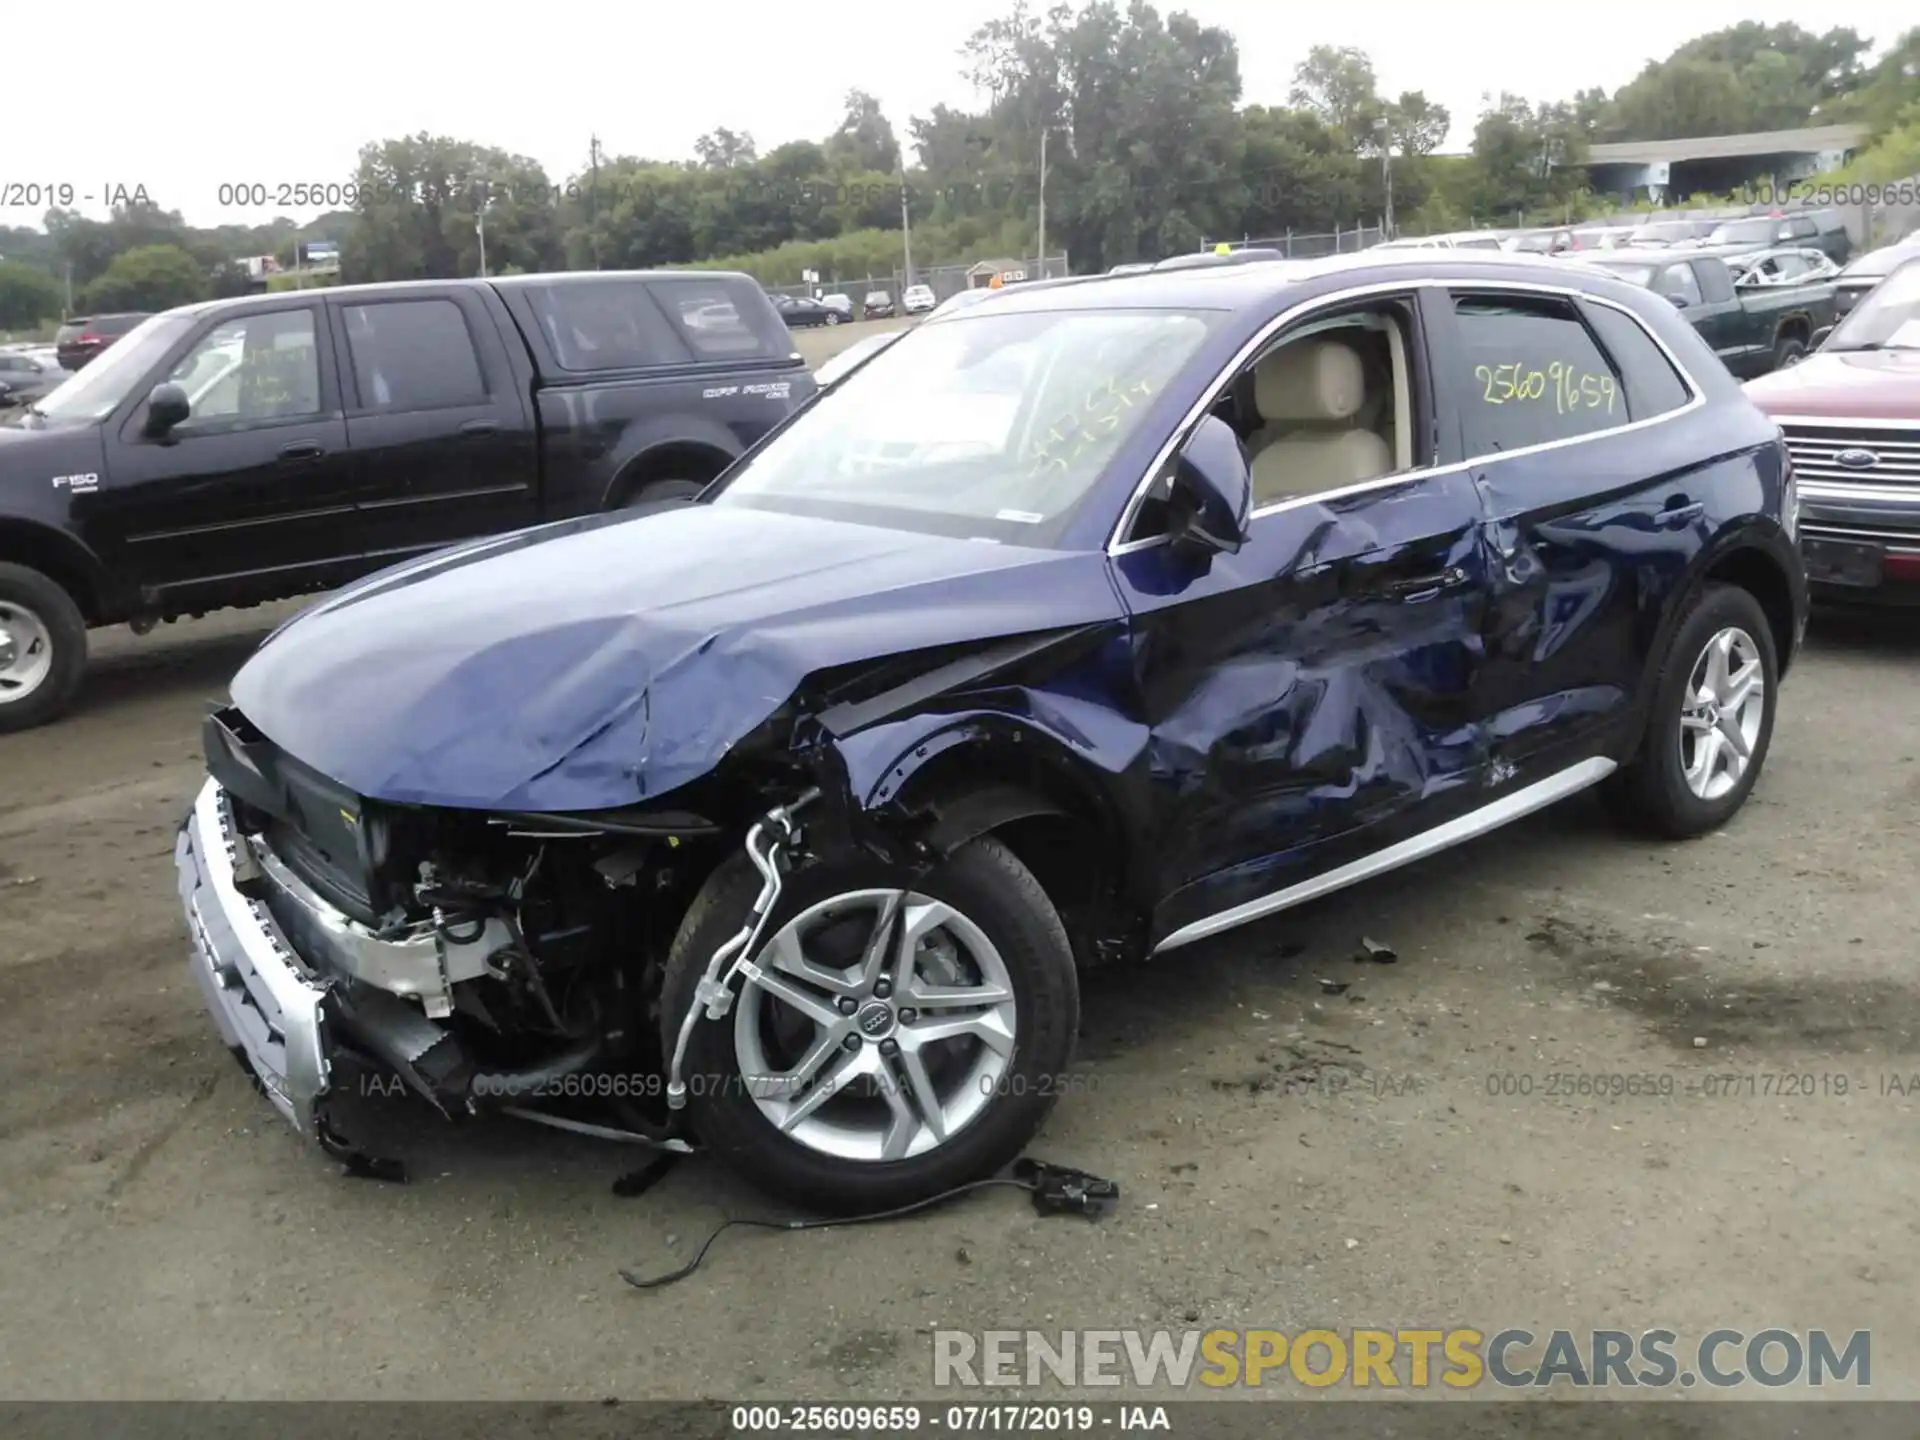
[1430,284,1696,783]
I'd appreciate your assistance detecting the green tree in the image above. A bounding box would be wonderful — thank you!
[824,91,901,175]
[79,244,209,312]
[0,260,63,329]
[342,134,562,282]
[1289,44,1383,148]
[694,128,758,169]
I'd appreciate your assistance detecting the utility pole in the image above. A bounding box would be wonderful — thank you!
[1037,126,1048,276]
[475,181,490,278]
[900,167,913,286]
[588,134,603,269]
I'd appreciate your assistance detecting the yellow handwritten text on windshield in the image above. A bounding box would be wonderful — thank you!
[1474,361,1616,416]
[1029,377,1158,478]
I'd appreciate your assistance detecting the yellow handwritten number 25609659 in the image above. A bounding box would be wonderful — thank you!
[1475,361,1616,416]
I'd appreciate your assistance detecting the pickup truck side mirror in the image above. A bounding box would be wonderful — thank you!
[143,382,190,438]
[1811,325,1834,350]
[1666,292,1690,309]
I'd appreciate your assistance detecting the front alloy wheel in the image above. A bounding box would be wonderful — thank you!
[662,835,1078,1212]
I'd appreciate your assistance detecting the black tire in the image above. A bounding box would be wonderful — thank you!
[1773,334,1807,370]
[660,834,1079,1214]
[1604,582,1777,839]
[620,478,705,508]
[0,562,88,734]
[825,312,841,326]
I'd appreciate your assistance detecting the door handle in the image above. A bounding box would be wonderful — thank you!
[1658,499,1705,527]
[1381,566,1468,601]
[278,440,324,461]
[460,420,499,437]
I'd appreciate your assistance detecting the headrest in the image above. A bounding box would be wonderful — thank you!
[1254,339,1366,423]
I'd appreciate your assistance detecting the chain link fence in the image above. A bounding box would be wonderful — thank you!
[1199,225,1387,258]
[764,254,1071,309]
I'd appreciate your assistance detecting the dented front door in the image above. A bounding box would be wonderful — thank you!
[1112,466,1493,947]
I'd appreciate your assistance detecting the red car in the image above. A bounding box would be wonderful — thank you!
[1744,255,1920,603]
[53,312,151,371]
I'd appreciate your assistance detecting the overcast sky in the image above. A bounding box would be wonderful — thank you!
[11,0,1913,231]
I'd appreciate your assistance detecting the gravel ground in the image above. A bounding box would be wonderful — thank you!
[0,324,1915,1408]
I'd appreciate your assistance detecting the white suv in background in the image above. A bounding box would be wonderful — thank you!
[901,284,937,314]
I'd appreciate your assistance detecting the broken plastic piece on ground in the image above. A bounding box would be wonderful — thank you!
[612,1153,681,1198]
[1318,977,1350,995]
[1360,936,1398,963]
[1013,1157,1120,1219]
[314,1115,407,1183]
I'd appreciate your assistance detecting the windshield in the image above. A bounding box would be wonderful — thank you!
[1708,219,1774,244]
[715,307,1219,543]
[1824,258,1920,352]
[31,314,194,423]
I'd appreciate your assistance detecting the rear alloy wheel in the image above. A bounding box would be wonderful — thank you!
[825,312,841,326]
[0,563,88,733]
[1773,335,1808,369]
[662,835,1078,1213]
[1604,583,1776,839]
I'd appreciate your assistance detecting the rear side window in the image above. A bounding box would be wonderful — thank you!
[341,299,487,411]
[648,277,792,361]
[1451,293,1625,454]
[1696,261,1734,304]
[1580,302,1692,421]
[527,279,693,371]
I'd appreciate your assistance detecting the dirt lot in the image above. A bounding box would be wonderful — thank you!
[1,323,1917,1404]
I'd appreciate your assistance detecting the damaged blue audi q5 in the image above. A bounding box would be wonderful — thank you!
[178,252,1807,1209]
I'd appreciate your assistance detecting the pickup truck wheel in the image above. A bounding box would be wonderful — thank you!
[0,563,88,733]
[1603,583,1776,840]
[1773,335,1808,369]
[661,834,1079,1214]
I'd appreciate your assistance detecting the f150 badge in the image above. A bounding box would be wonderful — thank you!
[52,473,100,494]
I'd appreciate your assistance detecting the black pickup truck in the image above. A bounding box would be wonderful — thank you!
[0,271,814,730]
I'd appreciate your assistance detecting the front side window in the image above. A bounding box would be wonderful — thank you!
[715,307,1219,543]
[342,300,486,411]
[166,309,320,429]
[1654,264,1703,306]
[1452,293,1625,454]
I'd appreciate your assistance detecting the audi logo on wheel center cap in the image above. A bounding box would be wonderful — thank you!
[856,1001,895,1038]
[1835,448,1880,470]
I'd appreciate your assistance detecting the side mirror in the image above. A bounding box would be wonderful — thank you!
[143,382,190,438]
[1168,414,1251,561]
[1666,292,1690,309]
[1810,325,1834,350]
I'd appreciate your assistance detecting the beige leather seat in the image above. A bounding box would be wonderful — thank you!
[1247,339,1393,504]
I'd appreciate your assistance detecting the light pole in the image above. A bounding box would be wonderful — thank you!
[1037,125,1048,276]
[1375,116,1395,240]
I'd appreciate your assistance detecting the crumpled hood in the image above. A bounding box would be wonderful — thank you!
[230,503,1123,811]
